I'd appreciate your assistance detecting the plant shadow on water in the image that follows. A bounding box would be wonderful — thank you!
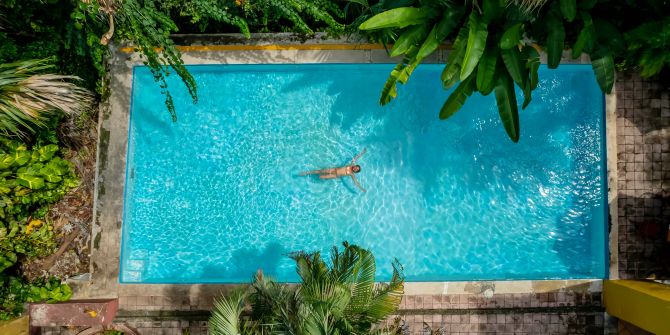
[199,242,286,282]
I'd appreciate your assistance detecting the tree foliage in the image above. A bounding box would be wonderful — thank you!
[209,242,405,335]
[0,59,94,138]
[358,0,670,142]
[0,275,72,320]
[73,0,345,120]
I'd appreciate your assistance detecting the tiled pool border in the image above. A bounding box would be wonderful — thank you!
[80,33,618,313]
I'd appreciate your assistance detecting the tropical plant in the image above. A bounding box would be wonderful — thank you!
[74,0,346,121]
[0,275,72,320]
[624,17,670,78]
[0,59,94,138]
[209,242,405,335]
[0,135,78,273]
[358,0,622,142]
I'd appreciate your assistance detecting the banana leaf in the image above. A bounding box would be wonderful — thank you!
[380,47,419,105]
[501,46,527,87]
[522,81,532,109]
[359,7,430,30]
[439,74,476,120]
[415,6,465,60]
[390,24,430,57]
[545,15,565,69]
[441,25,469,89]
[499,23,523,49]
[591,49,615,93]
[559,0,577,22]
[523,46,540,90]
[476,46,498,95]
[460,12,489,80]
[494,72,520,142]
[571,12,594,59]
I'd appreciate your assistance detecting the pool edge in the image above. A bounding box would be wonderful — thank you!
[78,34,615,302]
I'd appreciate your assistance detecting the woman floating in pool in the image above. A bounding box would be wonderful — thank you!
[300,148,367,193]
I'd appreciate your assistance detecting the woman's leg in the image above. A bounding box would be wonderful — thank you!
[300,168,335,176]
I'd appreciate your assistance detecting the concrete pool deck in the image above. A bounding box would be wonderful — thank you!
[75,33,621,333]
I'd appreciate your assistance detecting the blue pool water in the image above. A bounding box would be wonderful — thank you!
[121,64,607,283]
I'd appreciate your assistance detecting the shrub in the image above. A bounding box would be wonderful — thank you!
[0,275,72,320]
[0,135,78,272]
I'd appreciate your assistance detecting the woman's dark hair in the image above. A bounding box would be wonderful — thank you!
[352,165,361,173]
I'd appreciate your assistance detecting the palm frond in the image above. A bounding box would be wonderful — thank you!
[0,59,94,137]
[364,259,405,321]
[209,243,404,335]
[209,291,250,335]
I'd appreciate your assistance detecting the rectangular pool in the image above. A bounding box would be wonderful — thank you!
[121,64,608,283]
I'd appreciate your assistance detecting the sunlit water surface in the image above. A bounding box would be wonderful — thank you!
[121,64,607,283]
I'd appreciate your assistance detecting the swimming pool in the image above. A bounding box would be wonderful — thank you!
[120,64,607,283]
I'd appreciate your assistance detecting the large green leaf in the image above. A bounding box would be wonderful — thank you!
[39,167,62,183]
[499,23,523,49]
[16,173,45,190]
[559,0,577,22]
[380,47,419,105]
[439,74,476,120]
[546,16,565,69]
[501,46,527,87]
[476,47,499,95]
[37,144,59,162]
[592,50,615,93]
[494,72,520,142]
[571,12,594,58]
[0,154,13,169]
[441,25,469,89]
[378,7,466,105]
[12,150,30,167]
[523,46,540,90]
[522,80,532,109]
[415,7,465,60]
[390,24,430,57]
[359,7,430,30]
[460,13,489,80]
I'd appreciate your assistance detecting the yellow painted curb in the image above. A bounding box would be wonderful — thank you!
[120,43,389,53]
[604,280,670,335]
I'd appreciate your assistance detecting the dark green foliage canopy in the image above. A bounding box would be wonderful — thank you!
[358,0,670,141]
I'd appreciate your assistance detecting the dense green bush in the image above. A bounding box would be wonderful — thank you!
[0,0,106,94]
[0,275,72,320]
[0,135,78,272]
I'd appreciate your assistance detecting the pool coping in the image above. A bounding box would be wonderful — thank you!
[78,33,618,307]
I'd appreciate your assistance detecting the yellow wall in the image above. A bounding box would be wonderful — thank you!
[0,315,29,335]
[604,280,670,335]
